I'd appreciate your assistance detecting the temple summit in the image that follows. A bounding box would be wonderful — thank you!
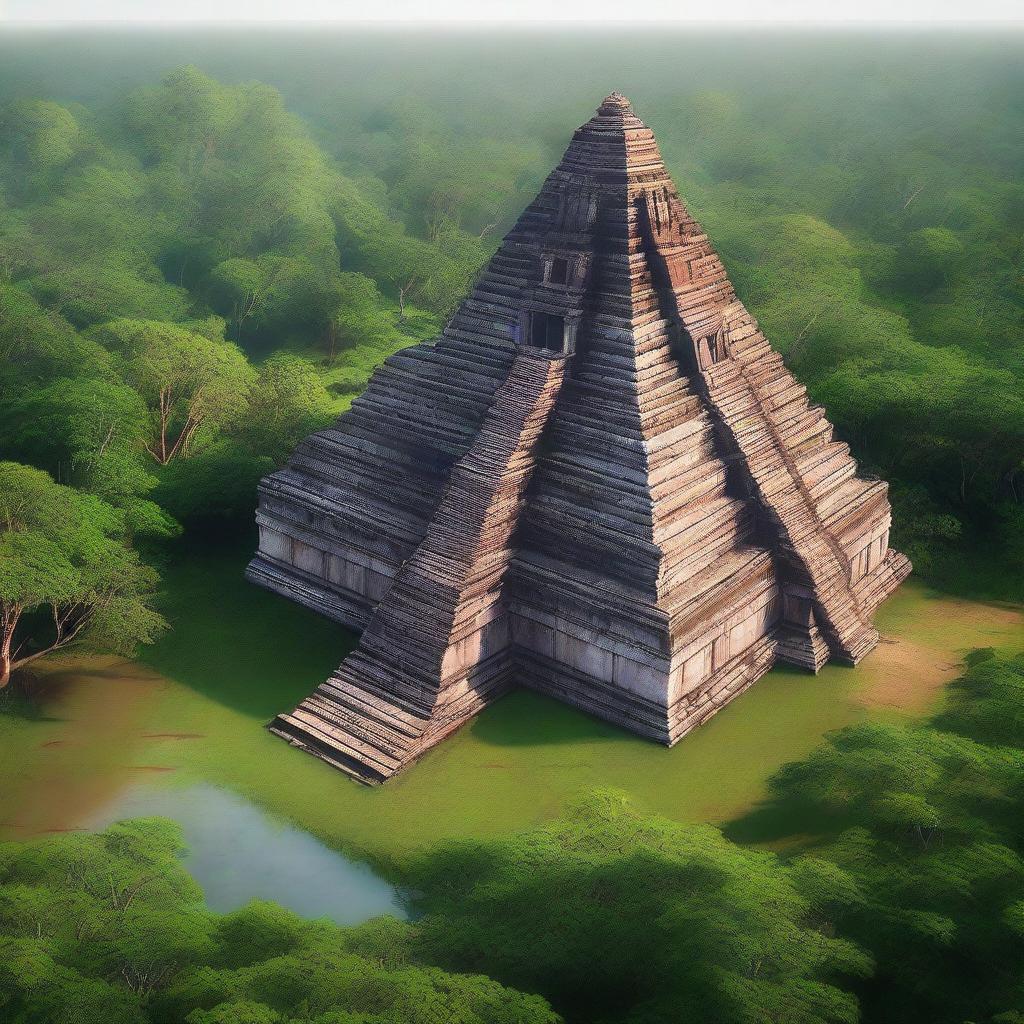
[247,93,912,784]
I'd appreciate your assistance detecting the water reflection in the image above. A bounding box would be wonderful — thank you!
[91,783,408,925]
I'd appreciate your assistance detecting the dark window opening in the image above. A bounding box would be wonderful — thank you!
[530,312,565,352]
[549,257,569,285]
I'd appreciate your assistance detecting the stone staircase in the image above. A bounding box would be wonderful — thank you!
[699,356,879,663]
[271,350,567,782]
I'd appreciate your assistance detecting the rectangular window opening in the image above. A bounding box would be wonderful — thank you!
[530,312,565,353]
[549,257,569,285]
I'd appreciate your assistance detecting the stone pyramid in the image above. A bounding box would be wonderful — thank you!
[248,93,911,784]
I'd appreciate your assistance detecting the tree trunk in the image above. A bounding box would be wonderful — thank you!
[0,610,18,689]
[158,388,170,465]
[0,603,92,687]
[327,321,337,365]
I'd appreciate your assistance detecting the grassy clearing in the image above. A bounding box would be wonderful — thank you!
[1,540,1021,874]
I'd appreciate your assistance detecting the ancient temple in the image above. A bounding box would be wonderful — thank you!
[248,93,911,784]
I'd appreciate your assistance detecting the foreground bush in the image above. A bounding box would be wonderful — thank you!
[0,819,558,1024]
[410,653,1024,1024]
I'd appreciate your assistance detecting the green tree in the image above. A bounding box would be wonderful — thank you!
[933,649,1024,749]
[0,822,561,1024]
[207,255,342,345]
[411,790,869,1024]
[0,285,108,394]
[1,99,82,177]
[151,441,272,529]
[330,272,393,349]
[206,257,265,340]
[755,657,1024,1024]
[0,377,177,540]
[332,175,484,318]
[239,353,333,463]
[0,462,166,688]
[92,319,255,464]
[127,67,340,277]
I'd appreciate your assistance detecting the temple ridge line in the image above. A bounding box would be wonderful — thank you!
[248,94,911,784]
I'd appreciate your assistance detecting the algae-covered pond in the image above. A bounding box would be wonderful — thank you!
[90,783,407,923]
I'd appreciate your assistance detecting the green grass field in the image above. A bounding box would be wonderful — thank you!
[2,540,1021,875]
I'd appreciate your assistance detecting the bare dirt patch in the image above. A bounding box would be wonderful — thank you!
[1,656,168,836]
[856,591,1023,713]
[855,637,961,713]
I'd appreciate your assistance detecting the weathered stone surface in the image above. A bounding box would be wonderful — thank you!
[249,93,911,783]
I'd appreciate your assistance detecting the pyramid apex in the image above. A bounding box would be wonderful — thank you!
[597,92,633,116]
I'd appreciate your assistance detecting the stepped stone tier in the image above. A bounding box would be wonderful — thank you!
[248,93,912,784]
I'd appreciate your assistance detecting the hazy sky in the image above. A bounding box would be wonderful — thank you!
[2,0,1022,25]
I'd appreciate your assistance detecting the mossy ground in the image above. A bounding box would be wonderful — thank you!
[2,540,1021,875]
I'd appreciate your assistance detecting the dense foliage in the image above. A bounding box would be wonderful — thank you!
[411,651,1024,1024]
[0,461,166,688]
[412,792,870,1024]
[3,652,1022,1024]
[0,65,463,529]
[0,33,1021,680]
[760,654,1024,1024]
[0,819,558,1024]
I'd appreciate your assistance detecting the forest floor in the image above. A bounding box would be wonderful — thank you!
[1,540,1021,874]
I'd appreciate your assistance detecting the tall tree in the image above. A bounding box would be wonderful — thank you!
[0,377,179,540]
[0,462,166,689]
[92,319,255,465]
[238,353,333,463]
